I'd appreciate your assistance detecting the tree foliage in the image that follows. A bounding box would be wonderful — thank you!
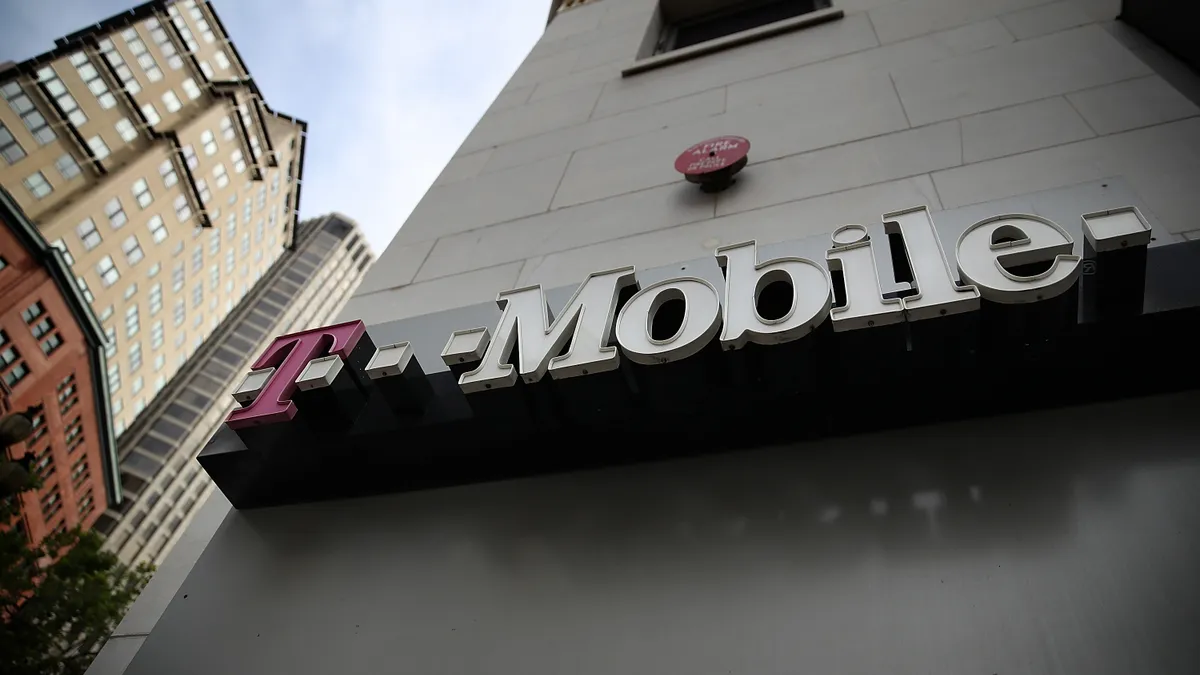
[1,493,154,675]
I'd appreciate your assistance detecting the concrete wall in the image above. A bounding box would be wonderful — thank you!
[122,391,1200,674]
[345,0,1200,324]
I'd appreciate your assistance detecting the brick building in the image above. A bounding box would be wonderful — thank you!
[1,186,118,547]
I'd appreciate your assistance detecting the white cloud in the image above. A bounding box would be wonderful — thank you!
[1,0,550,256]
[220,0,549,256]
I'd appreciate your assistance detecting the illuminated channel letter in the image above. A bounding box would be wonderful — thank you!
[882,206,980,319]
[825,224,904,331]
[715,240,832,350]
[955,214,1081,303]
[615,277,723,365]
[458,267,637,393]
[226,320,367,428]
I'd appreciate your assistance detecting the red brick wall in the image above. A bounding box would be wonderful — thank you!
[0,223,109,547]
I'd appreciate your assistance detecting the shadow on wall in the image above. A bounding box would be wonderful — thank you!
[237,392,1200,584]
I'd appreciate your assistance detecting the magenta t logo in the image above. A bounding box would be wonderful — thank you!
[226,320,366,429]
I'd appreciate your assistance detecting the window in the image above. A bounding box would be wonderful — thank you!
[37,67,87,127]
[29,316,53,341]
[141,102,161,126]
[124,283,138,300]
[154,358,165,377]
[104,326,117,359]
[40,488,62,520]
[172,12,200,51]
[94,252,118,283]
[255,219,264,243]
[71,52,118,109]
[77,218,102,250]
[231,149,245,174]
[149,283,163,315]
[196,178,211,204]
[105,197,127,229]
[147,215,169,244]
[158,160,177,190]
[212,162,229,188]
[21,301,44,324]
[191,246,203,273]
[225,249,235,273]
[199,60,214,80]
[148,262,161,278]
[173,298,185,326]
[132,376,144,396]
[654,0,831,54]
[201,129,217,156]
[75,276,94,303]
[146,18,184,70]
[214,50,230,70]
[123,235,144,265]
[209,229,220,255]
[192,283,202,308]
[193,313,203,329]
[40,333,63,356]
[122,30,162,81]
[174,194,191,222]
[182,144,198,169]
[132,178,153,208]
[256,187,267,211]
[242,199,252,225]
[240,232,250,256]
[130,342,142,371]
[151,320,165,349]
[2,82,56,145]
[0,122,24,164]
[115,117,138,142]
[172,261,184,291]
[1,331,29,388]
[209,264,219,291]
[87,136,111,160]
[24,171,52,199]
[99,38,141,95]
[55,153,81,180]
[271,170,280,195]
[108,362,121,394]
[125,304,140,337]
[219,115,234,141]
[162,90,182,113]
[173,240,184,257]
[182,77,201,100]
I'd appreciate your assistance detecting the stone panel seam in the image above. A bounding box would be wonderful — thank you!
[548,149,577,214]
[357,259,528,297]
[414,75,1190,247]
[928,170,946,211]
[900,70,1158,127]
[870,0,1068,45]
[890,72,912,128]
[1061,92,1099,135]
[580,15,1059,125]
[404,173,961,288]
[864,10,882,45]
[411,233,438,284]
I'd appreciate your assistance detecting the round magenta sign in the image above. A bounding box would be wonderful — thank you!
[674,136,751,176]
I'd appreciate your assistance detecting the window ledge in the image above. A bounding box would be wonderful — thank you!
[622,7,844,77]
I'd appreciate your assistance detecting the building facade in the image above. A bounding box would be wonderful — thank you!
[1,187,118,549]
[0,0,306,438]
[94,213,371,568]
[105,0,1200,673]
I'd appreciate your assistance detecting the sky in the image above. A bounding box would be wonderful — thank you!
[0,0,550,254]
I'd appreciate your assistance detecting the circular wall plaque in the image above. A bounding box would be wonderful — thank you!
[674,136,750,192]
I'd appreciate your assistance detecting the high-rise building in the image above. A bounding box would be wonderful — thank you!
[0,0,306,438]
[93,1,1200,674]
[94,213,371,567]
[1,186,118,549]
